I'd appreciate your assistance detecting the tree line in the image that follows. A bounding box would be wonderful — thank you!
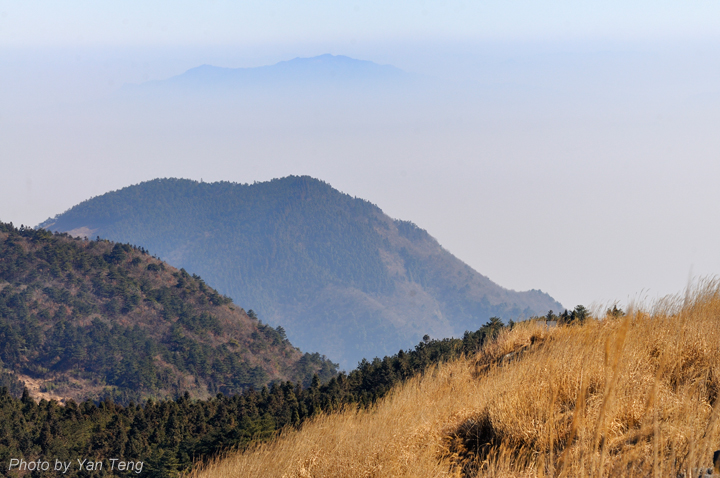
[0,318,509,477]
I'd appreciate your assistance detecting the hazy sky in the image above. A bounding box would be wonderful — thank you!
[2,1,720,314]
[3,1,720,47]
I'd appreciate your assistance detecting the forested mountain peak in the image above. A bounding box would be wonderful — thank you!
[41,176,563,369]
[0,222,336,404]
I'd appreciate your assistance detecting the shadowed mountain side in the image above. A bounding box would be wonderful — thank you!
[40,177,563,368]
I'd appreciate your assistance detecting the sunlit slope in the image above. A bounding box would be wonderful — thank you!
[0,223,336,403]
[191,281,720,477]
[41,176,562,368]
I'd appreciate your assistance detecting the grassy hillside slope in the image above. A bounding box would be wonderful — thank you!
[40,176,562,368]
[0,223,336,403]
[192,281,720,477]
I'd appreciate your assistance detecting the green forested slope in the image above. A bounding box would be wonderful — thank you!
[0,318,509,478]
[41,176,563,368]
[0,223,336,403]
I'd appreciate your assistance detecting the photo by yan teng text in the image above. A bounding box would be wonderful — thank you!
[8,458,144,474]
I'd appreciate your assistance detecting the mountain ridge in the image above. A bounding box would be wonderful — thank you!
[41,176,563,368]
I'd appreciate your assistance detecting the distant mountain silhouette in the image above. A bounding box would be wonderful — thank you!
[122,54,419,95]
[41,177,563,368]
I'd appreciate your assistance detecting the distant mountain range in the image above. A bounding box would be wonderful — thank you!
[41,177,563,368]
[0,222,336,403]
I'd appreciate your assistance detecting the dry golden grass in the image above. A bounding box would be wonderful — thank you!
[190,280,720,478]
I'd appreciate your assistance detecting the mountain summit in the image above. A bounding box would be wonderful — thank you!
[41,177,562,368]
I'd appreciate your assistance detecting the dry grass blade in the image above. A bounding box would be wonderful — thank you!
[557,370,588,478]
